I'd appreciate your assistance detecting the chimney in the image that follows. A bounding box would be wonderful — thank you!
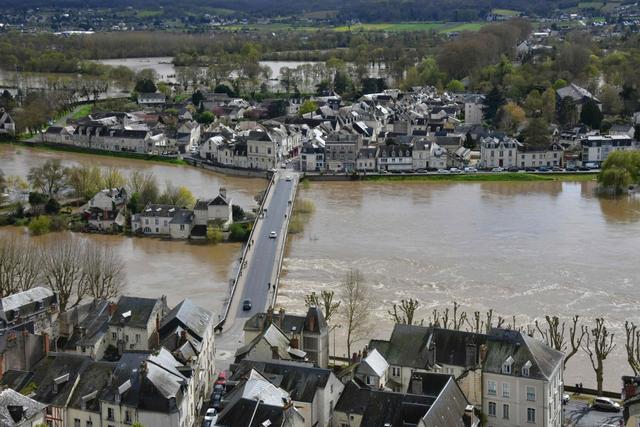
[465,343,477,367]
[179,330,187,346]
[219,187,227,199]
[290,335,299,349]
[108,303,117,316]
[362,348,368,359]
[266,307,274,328]
[479,344,488,364]
[278,308,285,328]
[42,333,50,355]
[410,374,422,395]
[271,346,280,360]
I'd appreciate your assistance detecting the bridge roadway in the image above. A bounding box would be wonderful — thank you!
[214,169,298,371]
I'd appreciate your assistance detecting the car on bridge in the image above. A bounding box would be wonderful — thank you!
[269,231,278,238]
[242,299,252,311]
[286,175,293,181]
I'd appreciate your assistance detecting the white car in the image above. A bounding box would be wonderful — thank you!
[269,231,277,238]
[437,169,450,174]
[464,167,478,173]
[592,397,621,411]
[286,176,292,181]
[204,408,217,421]
[449,168,462,173]
[491,167,505,172]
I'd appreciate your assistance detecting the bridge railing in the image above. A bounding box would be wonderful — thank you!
[215,173,276,330]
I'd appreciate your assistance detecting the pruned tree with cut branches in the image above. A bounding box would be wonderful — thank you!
[0,236,40,297]
[625,321,640,375]
[305,290,340,323]
[340,269,371,358]
[388,298,421,325]
[40,237,88,311]
[582,318,616,395]
[535,315,586,368]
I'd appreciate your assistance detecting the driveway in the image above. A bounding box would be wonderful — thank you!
[564,399,622,427]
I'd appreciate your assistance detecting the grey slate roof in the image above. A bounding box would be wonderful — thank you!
[484,328,564,381]
[63,299,110,350]
[335,381,436,426]
[30,353,94,406]
[230,359,331,403]
[138,204,178,218]
[1,287,55,314]
[67,361,115,412]
[0,389,46,426]
[159,298,213,341]
[108,296,161,329]
[168,209,194,225]
[0,370,33,392]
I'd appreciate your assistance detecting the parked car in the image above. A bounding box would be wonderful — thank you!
[281,163,286,169]
[215,371,228,386]
[211,393,222,410]
[242,299,252,311]
[437,169,450,174]
[552,166,564,172]
[566,166,577,172]
[507,166,520,172]
[463,167,478,173]
[525,167,537,172]
[491,167,504,172]
[449,167,462,173]
[286,175,292,181]
[538,166,551,172]
[562,393,570,405]
[269,231,277,238]
[578,166,591,171]
[591,397,621,412]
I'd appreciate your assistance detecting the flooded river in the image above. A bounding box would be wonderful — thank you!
[279,180,640,390]
[2,144,639,389]
[0,144,267,315]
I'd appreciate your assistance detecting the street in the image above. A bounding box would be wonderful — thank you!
[564,399,622,427]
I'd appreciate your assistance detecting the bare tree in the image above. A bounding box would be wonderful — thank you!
[536,315,586,368]
[28,159,68,197]
[84,245,125,301]
[41,237,88,311]
[625,321,640,375]
[304,290,341,323]
[339,269,371,358]
[388,298,420,325]
[0,236,40,297]
[582,318,616,395]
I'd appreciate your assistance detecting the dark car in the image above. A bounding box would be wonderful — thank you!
[578,166,591,171]
[211,393,222,410]
[525,167,537,172]
[552,166,564,172]
[507,166,520,172]
[538,166,550,172]
[566,166,577,172]
[242,299,252,311]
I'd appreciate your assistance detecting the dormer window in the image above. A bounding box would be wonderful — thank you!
[522,360,532,377]
[502,356,514,374]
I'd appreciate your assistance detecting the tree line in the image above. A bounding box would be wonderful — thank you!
[304,268,634,394]
[0,235,125,311]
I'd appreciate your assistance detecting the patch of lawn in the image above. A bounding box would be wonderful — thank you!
[71,104,93,119]
[491,8,521,16]
[440,22,486,33]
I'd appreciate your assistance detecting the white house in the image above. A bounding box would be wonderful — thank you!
[0,108,15,136]
[193,188,233,229]
[479,135,521,169]
[356,147,377,172]
[85,187,128,230]
[581,134,637,165]
[376,144,413,172]
[355,349,389,389]
[137,92,166,106]
[482,329,564,427]
[517,142,564,169]
[412,139,448,170]
[169,209,194,239]
[247,130,278,170]
[132,204,178,236]
[107,295,166,355]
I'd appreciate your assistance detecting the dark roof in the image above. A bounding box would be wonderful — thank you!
[67,361,115,412]
[230,360,331,403]
[484,328,564,380]
[108,296,161,329]
[138,204,178,218]
[30,353,93,406]
[0,370,33,392]
[369,325,487,370]
[244,307,327,335]
[45,126,63,134]
[63,299,110,349]
[169,209,194,225]
[335,381,436,426]
[216,398,283,427]
[159,298,213,342]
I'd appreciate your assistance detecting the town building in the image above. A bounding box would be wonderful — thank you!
[356,147,377,172]
[106,295,166,356]
[324,132,362,172]
[0,108,15,136]
[580,134,637,166]
[193,188,233,230]
[84,187,128,231]
[300,143,325,172]
[412,139,447,170]
[479,135,521,169]
[137,92,167,106]
[0,388,47,426]
[132,204,178,236]
[377,144,413,172]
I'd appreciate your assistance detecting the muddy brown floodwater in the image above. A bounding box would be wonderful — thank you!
[0,144,267,316]
[279,180,640,391]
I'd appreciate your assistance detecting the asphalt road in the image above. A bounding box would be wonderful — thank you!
[564,399,622,427]
[236,171,295,319]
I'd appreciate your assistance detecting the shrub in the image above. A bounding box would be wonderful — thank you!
[229,223,251,242]
[49,215,67,232]
[207,226,224,244]
[294,199,315,215]
[28,215,51,235]
[44,197,61,214]
[232,204,245,222]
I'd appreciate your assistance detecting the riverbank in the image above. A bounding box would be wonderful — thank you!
[1,140,187,165]
[304,172,599,183]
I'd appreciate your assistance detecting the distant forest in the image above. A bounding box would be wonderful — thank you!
[5,0,578,21]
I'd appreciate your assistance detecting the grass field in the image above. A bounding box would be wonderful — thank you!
[577,1,605,9]
[491,8,521,16]
[219,21,486,33]
[71,104,93,120]
[135,9,164,18]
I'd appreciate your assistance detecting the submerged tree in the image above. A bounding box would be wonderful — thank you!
[340,269,371,358]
